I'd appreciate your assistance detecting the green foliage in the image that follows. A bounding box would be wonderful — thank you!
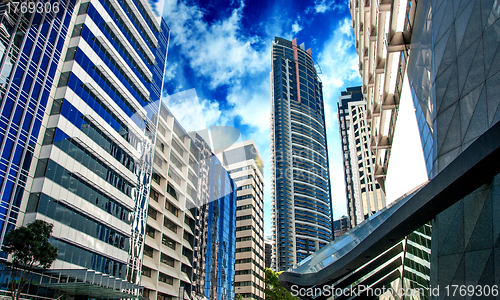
[4,220,58,300]
[235,293,244,300]
[264,268,298,300]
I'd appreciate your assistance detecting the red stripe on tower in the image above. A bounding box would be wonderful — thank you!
[292,38,301,103]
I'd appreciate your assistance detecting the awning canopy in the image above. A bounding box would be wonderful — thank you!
[39,269,143,299]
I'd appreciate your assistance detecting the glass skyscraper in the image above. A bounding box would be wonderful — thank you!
[191,134,236,300]
[0,0,76,259]
[270,37,332,271]
[16,0,169,294]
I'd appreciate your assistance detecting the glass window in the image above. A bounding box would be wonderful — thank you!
[158,272,173,285]
[146,225,155,238]
[171,139,184,156]
[34,158,48,178]
[168,169,181,186]
[160,253,175,267]
[50,99,64,115]
[147,206,157,220]
[152,173,161,185]
[57,72,70,87]
[65,47,78,61]
[150,188,159,202]
[144,245,154,258]
[42,128,56,145]
[166,183,177,200]
[162,234,176,250]
[78,2,89,14]
[71,24,83,37]
[141,266,151,277]
[154,155,163,167]
[163,217,177,233]
[170,153,183,170]
[165,200,178,217]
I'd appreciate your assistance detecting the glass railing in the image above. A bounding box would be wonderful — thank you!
[292,181,427,274]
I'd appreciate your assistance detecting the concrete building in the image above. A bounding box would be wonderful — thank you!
[270,37,333,271]
[13,0,170,297]
[216,140,265,300]
[141,103,200,300]
[338,87,385,228]
[332,216,349,239]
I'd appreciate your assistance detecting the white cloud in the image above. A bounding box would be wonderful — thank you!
[317,18,362,218]
[292,21,303,34]
[319,18,360,105]
[226,79,271,134]
[163,62,177,82]
[163,0,268,89]
[309,0,347,14]
[161,1,361,234]
[163,89,228,132]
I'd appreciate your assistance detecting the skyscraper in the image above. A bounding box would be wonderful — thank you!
[147,119,238,300]
[141,102,200,300]
[192,134,237,300]
[270,37,332,271]
[18,0,170,296]
[338,87,385,228]
[0,0,76,259]
[216,140,265,300]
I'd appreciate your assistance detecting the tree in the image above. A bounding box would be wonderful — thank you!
[4,220,58,300]
[235,293,244,300]
[264,268,299,300]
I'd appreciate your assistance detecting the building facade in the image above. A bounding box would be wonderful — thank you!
[270,37,333,271]
[17,0,170,295]
[264,239,272,269]
[141,103,199,300]
[405,0,500,294]
[332,216,349,239]
[217,140,265,300]
[192,134,237,300]
[142,104,238,300]
[0,0,76,258]
[338,87,385,228]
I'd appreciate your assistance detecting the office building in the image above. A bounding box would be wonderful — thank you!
[338,87,385,228]
[141,103,199,300]
[17,0,170,296]
[0,0,76,259]
[270,37,333,271]
[280,0,500,298]
[217,140,265,300]
[191,133,237,300]
[264,239,273,269]
[332,216,349,239]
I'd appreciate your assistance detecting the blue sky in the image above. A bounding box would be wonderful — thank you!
[161,0,362,237]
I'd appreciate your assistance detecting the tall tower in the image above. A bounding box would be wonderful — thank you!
[338,87,385,228]
[19,0,170,294]
[192,133,237,300]
[0,0,76,257]
[270,37,332,271]
[217,140,265,300]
